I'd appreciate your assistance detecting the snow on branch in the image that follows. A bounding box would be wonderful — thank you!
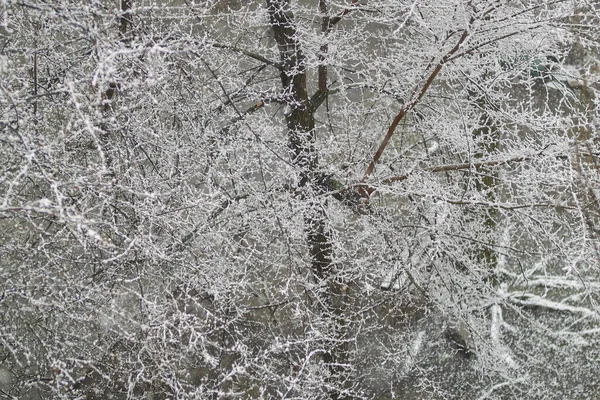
[513,276,600,291]
[499,269,600,291]
[508,293,600,320]
[490,286,519,369]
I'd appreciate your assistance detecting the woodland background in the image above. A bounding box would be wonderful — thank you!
[1,0,600,399]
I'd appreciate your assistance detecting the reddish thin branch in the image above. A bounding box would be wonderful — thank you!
[357,152,560,197]
[360,18,475,194]
[328,0,359,30]
[382,155,531,185]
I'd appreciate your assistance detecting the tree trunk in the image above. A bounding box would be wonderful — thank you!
[266,1,349,398]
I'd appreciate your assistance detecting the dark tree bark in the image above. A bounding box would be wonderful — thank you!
[266,0,328,279]
[119,0,133,36]
[266,1,349,398]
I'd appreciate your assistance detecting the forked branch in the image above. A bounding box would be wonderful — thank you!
[360,16,476,193]
[316,0,359,103]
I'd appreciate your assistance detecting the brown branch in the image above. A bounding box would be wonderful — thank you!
[328,0,359,29]
[33,44,38,115]
[317,0,361,87]
[357,151,564,197]
[314,0,360,111]
[310,89,329,112]
[102,0,132,112]
[360,17,476,194]
[440,199,576,211]
[220,99,270,131]
[446,28,530,63]
[382,155,531,185]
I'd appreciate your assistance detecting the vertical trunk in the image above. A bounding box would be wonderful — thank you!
[318,0,329,92]
[119,0,132,36]
[266,1,348,398]
[266,0,327,280]
[473,100,499,275]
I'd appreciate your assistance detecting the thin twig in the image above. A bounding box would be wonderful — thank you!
[212,43,282,69]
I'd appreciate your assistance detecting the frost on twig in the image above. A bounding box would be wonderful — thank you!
[2,0,600,398]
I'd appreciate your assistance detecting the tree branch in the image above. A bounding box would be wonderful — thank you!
[357,153,539,197]
[360,16,476,193]
[212,42,283,69]
[310,89,329,112]
[509,293,600,319]
[432,198,575,211]
[119,0,132,36]
[328,0,360,30]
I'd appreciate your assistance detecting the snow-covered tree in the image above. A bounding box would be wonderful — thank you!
[1,0,599,398]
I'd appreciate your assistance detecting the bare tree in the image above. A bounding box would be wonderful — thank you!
[1,1,599,399]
